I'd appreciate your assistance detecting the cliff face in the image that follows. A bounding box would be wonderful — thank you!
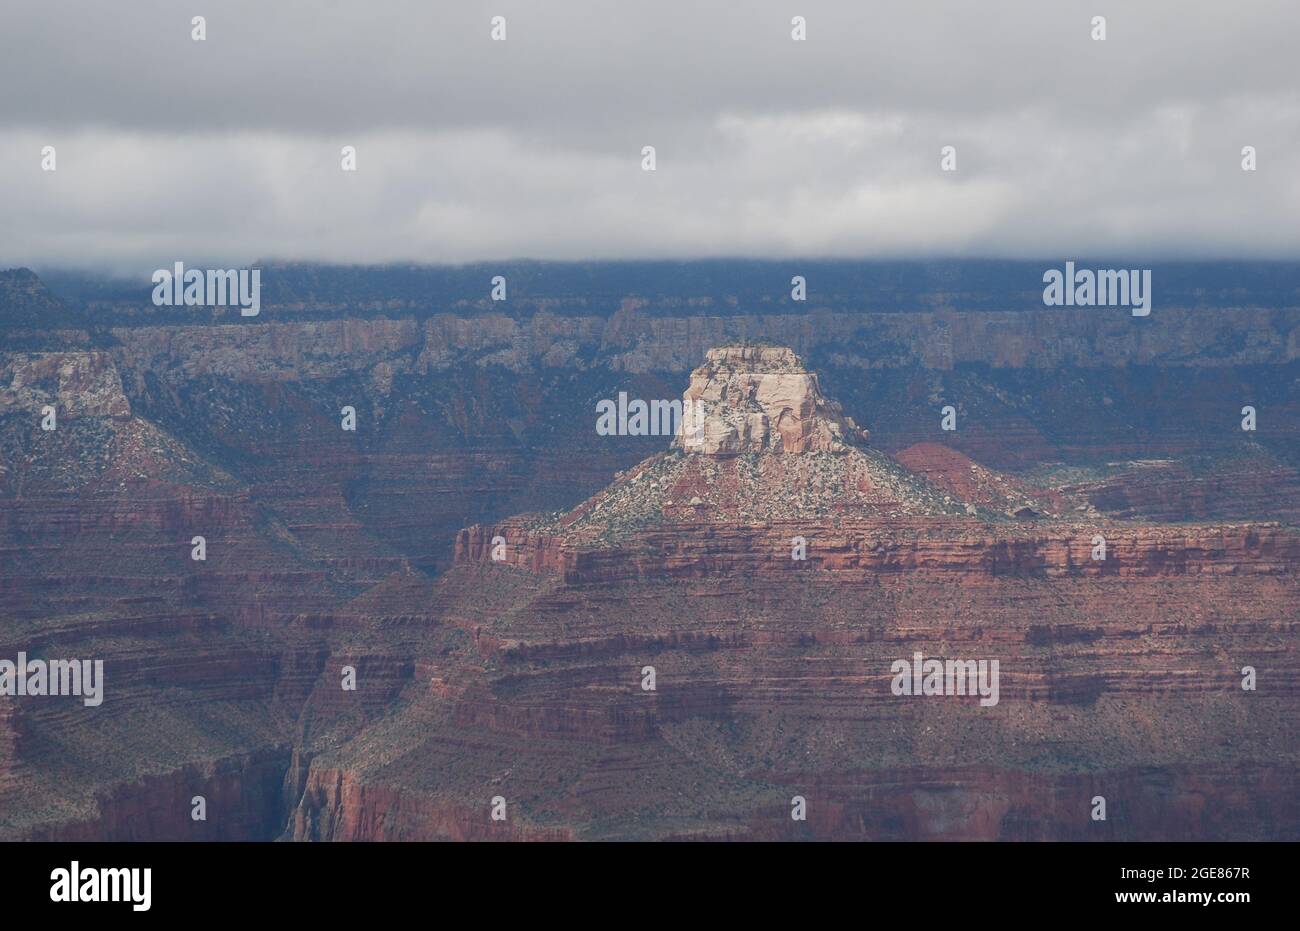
[3,270,1300,841]
[672,344,869,455]
[456,519,1300,583]
[286,557,1296,840]
[0,352,130,420]
[91,304,1300,377]
[288,768,571,842]
[400,345,1300,840]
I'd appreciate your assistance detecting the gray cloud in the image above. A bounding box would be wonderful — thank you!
[2,0,1298,271]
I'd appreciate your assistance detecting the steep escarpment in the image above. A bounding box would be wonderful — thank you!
[281,560,1300,840]
[457,519,1300,583]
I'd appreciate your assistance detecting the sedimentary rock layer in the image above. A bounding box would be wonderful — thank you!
[3,273,1298,841]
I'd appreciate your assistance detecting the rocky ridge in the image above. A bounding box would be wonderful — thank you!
[467,345,1081,551]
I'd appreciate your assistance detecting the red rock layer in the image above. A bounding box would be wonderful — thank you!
[457,519,1300,583]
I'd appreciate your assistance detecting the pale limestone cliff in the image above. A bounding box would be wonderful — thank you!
[0,352,131,420]
[673,344,869,456]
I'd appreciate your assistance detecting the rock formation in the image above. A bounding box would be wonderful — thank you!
[2,267,1298,842]
[673,344,869,456]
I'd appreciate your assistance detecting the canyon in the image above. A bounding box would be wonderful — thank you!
[1,263,1298,840]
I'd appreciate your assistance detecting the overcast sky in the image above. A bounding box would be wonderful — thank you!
[2,0,1299,273]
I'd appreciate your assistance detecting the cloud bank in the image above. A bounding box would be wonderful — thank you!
[2,0,1298,272]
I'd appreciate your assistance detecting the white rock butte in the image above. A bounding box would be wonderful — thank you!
[673,344,869,456]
